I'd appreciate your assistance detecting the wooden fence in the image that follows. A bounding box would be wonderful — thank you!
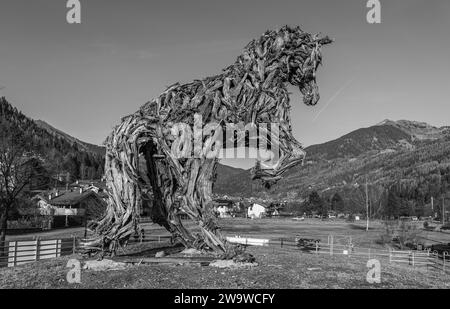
[227,235,449,274]
[1,232,447,274]
[0,233,173,269]
[0,237,76,268]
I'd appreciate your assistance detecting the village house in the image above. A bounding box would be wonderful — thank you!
[247,203,267,219]
[213,198,234,218]
[32,188,106,229]
[70,179,107,194]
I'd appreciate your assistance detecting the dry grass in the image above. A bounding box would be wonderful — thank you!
[0,245,449,289]
[1,217,449,289]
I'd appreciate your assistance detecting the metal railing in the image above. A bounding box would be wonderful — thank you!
[226,235,449,273]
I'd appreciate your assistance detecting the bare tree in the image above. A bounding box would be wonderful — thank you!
[0,123,39,257]
[348,179,387,220]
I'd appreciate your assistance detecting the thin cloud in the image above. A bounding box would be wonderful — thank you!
[136,50,156,59]
[313,78,355,122]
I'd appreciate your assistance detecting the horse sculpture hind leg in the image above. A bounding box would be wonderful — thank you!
[145,133,227,252]
[82,115,229,255]
[141,140,196,248]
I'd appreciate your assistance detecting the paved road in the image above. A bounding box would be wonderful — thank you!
[6,227,87,241]
[5,222,172,242]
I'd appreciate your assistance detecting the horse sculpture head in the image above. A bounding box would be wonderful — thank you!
[240,26,333,107]
[239,26,333,187]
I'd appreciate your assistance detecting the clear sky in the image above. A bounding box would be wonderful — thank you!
[1,0,449,169]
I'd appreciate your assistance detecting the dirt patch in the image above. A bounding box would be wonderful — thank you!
[209,260,258,269]
[83,259,129,271]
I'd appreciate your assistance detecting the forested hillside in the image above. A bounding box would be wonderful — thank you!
[0,97,105,184]
[214,121,450,219]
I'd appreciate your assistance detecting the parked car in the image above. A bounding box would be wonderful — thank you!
[292,216,305,221]
[295,237,320,252]
[427,243,450,260]
[441,223,450,230]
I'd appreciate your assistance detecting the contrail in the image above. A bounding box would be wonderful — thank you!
[313,78,355,122]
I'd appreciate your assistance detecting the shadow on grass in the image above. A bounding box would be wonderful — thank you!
[220,225,262,232]
[118,242,185,258]
[347,224,376,231]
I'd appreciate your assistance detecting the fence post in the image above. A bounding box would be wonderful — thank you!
[444,252,447,273]
[436,252,440,272]
[35,237,40,262]
[72,236,76,254]
[315,241,319,254]
[280,238,283,248]
[330,235,333,256]
[389,248,392,263]
[56,239,61,257]
[13,241,18,267]
[411,252,415,267]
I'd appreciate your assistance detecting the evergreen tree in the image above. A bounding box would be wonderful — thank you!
[331,193,345,212]
[385,187,401,219]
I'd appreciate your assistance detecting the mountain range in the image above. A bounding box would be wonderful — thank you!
[34,120,105,156]
[214,119,450,202]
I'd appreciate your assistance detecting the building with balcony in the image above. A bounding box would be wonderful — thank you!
[32,188,106,228]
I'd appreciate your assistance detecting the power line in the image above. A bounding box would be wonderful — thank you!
[365,174,369,232]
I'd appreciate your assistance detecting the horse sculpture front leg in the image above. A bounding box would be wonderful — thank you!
[251,123,306,188]
[179,158,227,252]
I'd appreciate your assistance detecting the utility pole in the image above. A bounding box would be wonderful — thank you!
[366,175,369,232]
[443,197,445,225]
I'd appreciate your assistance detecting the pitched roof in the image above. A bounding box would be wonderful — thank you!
[34,190,98,206]
[71,180,106,187]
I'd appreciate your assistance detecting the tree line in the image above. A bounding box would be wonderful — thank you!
[0,97,105,185]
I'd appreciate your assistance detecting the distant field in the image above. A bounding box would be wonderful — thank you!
[6,217,450,249]
[218,217,450,249]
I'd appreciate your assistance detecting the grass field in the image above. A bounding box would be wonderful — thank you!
[1,218,449,289]
[7,217,449,248]
[0,245,449,289]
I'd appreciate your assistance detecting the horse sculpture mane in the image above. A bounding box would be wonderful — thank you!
[83,25,332,256]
